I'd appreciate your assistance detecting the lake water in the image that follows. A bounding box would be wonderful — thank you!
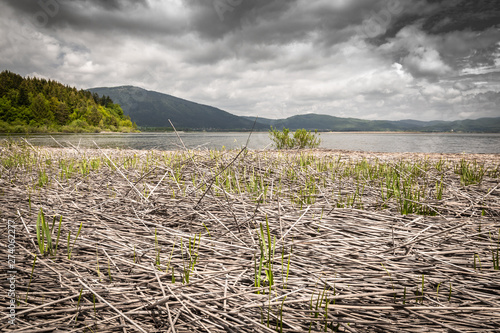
[1,132,499,154]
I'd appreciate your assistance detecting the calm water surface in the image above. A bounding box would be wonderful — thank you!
[1,132,499,154]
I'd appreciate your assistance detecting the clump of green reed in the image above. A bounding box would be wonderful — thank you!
[491,229,500,270]
[78,157,100,177]
[37,169,49,187]
[254,216,276,294]
[181,234,200,284]
[0,141,37,170]
[309,285,331,333]
[294,175,320,208]
[281,245,292,289]
[454,158,485,185]
[35,208,53,256]
[323,156,447,216]
[492,251,499,270]
[90,157,101,170]
[59,159,76,180]
[435,175,445,200]
[381,166,437,216]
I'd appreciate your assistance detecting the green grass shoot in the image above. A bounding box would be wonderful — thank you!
[67,222,83,259]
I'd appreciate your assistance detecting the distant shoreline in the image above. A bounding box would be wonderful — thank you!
[322,131,496,134]
[2,131,499,154]
[2,129,500,134]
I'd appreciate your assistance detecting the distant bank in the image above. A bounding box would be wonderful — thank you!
[1,70,498,134]
[89,86,500,133]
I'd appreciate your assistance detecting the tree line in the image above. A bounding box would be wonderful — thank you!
[0,70,137,133]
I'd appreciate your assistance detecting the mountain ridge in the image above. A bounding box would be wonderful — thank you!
[244,114,500,132]
[88,86,500,132]
[89,86,266,130]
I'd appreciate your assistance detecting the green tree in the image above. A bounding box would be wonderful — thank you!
[48,97,59,116]
[54,102,69,125]
[17,87,30,106]
[0,96,16,122]
[31,93,50,123]
[87,105,102,127]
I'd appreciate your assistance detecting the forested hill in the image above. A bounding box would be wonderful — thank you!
[0,70,137,133]
[89,86,267,131]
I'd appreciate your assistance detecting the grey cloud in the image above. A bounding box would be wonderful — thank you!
[470,91,500,107]
[376,0,500,42]
[379,23,499,81]
[81,0,149,11]
[453,81,476,91]
[188,0,393,46]
[183,0,400,66]
[4,0,148,15]
[185,42,233,65]
[3,0,183,37]
[421,0,500,34]
[186,0,298,40]
[1,0,499,122]
[449,90,500,119]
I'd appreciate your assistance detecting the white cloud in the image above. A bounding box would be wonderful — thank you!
[403,46,452,78]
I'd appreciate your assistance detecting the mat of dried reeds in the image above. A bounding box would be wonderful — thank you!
[1,139,499,332]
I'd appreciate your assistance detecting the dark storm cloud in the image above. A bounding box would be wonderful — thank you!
[181,0,400,65]
[186,0,399,47]
[0,0,498,121]
[82,0,149,11]
[371,0,500,80]
[2,0,182,36]
[186,0,298,40]
[376,0,500,41]
[4,0,148,15]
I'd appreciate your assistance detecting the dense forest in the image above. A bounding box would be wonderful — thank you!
[0,70,137,133]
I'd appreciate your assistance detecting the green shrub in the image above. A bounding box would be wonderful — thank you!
[269,127,321,149]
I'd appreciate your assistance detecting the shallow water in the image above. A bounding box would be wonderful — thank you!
[1,132,499,154]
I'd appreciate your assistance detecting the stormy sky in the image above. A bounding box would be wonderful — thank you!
[1,0,499,121]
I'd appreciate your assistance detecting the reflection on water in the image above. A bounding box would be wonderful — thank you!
[1,132,499,154]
